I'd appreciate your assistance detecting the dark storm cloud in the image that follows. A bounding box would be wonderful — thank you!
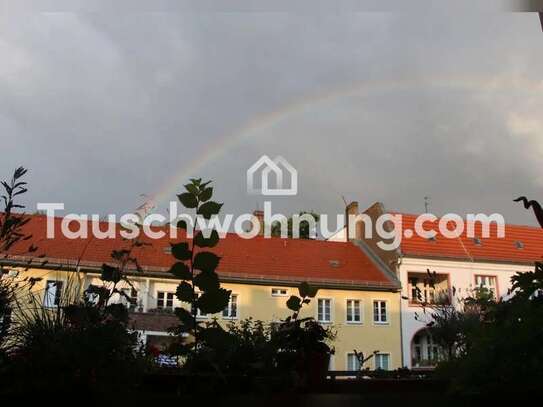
[1,12,542,226]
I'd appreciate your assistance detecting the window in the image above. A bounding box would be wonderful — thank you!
[328,356,334,371]
[317,298,331,323]
[408,277,436,304]
[475,275,497,298]
[191,292,208,318]
[44,280,63,307]
[271,288,288,297]
[373,300,387,324]
[222,294,238,319]
[347,353,361,371]
[157,291,174,310]
[346,299,362,323]
[411,330,440,367]
[121,287,139,311]
[375,353,390,370]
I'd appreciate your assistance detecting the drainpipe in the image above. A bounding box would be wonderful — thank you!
[142,278,150,312]
[397,254,406,368]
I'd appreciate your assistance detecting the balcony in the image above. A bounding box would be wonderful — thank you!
[407,272,450,306]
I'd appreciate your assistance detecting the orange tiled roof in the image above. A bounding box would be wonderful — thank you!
[1,214,398,290]
[396,213,543,265]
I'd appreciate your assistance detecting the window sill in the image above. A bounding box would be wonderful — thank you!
[373,322,390,326]
[345,321,363,325]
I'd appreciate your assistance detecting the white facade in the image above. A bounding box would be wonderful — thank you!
[399,256,533,369]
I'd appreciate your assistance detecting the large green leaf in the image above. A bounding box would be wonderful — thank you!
[199,187,213,202]
[197,288,231,314]
[184,183,199,195]
[194,230,219,248]
[101,263,121,284]
[286,295,302,312]
[169,262,191,280]
[170,242,191,260]
[176,281,194,303]
[197,201,223,219]
[298,282,319,298]
[177,192,198,209]
[174,307,195,328]
[193,251,221,273]
[194,270,220,291]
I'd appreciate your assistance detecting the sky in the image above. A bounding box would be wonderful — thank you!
[1,12,543,229]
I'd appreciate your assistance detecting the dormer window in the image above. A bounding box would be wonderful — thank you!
[329,260,341,268]
[473,237,482,246]
[515,241,524,249]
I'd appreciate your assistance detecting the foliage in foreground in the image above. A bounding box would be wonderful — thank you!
[426,198,543,396]
[434,266,543,396]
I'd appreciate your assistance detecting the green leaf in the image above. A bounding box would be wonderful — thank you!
[171,242,191,260]
[286,295,302,312]
[194,230,220,248]
[199,326,232,349]
[169,262,191,280]
[194,270,220,291]
[197,201,223,219]
[174,307,195,328]
[101,264,121,283]
[176,281,194,303]
[177,192,198,209]
[184,183,199,195]
[298,282,318,298]
[189,178,202,186]
[197,288,231,314]
[199,187,213,202]
[193,251,221,273]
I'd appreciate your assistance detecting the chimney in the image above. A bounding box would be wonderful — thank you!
[252,210,265,236]
[345,201,359,241]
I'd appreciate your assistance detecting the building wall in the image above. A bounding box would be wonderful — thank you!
[398,257,534,368]
[5,267,403,371]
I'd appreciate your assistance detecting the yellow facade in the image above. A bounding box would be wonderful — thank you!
[5,267,403,370]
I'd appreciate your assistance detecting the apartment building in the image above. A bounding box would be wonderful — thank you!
[0,213,403,371]
[331,202,543,369]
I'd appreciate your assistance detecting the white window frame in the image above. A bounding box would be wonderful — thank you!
[372,300,388,325]
[43,280,64,308]
[271,288,288,297]
[192,291,209,319]
[346,352,361,371]
[120,287,139,311]
[317,298,332,323]
[222,293,238,319]
[328,355,334,371]
[475,275,497,298]
[374,353,390,370]
[346,299,363,324]
[156,291,175,310]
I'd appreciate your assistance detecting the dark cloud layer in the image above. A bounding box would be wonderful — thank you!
[1,12,542,227]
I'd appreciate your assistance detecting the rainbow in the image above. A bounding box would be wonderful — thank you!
[151,74,543,206]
